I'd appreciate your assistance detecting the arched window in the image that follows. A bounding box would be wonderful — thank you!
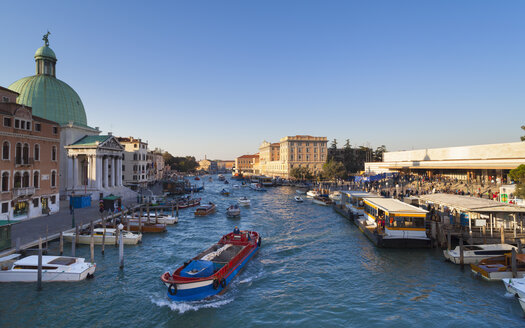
[51,146,57,161]
[15,143,22,164]
[14,172,21,188]
[34,144,40,161]
[23,143,29,164]
[2,141,9,160]
[22,172,30,187]
[33,171,39,188]
[2,172,9,192]
[51,171,56,187]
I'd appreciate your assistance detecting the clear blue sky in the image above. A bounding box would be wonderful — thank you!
[2,1,524,160]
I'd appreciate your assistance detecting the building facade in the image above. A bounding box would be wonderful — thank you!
[364,141,525,183]
[217,160,235,172]
[0,87,60,220]
[235,154,260,175]
[117,137,149,190]
[198,158,218,173]
[147,149,165,183]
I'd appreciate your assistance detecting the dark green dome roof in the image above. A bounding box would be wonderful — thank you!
[8,41,88,126]
[9,75,87,126]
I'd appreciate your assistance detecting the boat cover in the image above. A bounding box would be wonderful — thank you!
[180,260,215,278]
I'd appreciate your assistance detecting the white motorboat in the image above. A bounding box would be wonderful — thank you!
[329,191,341,202]
[296,189,307,195]
[63,228,142,245]
[519,298,525,314]
[312,196,333,206]
[294,196,304,202]
[444,244,516,265]
[306,190,319,198]
[238,197,251,206]
[503,277,525,298]
[226,205,241,218]
[0,254,96,282]
[233,184,241,189]
[129,213,178,224]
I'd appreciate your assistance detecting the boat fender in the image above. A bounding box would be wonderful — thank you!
[168,284,177,296]
[258,237,262,247]
[213,279,220,290]
[220,278,227,288]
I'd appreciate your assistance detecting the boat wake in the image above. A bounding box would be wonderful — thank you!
[239,268,264,285]
[150,295,234,314]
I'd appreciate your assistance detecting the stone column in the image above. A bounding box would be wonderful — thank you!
[87,155,92,187]
[111,157,116,187]
[103,156,109,188]
[118,157,123,186]
[73,155,79,189]
[67,156,73,190]
[96,155,102,190]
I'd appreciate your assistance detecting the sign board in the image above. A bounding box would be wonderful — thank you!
[42,175,49,181]
[474,219,486,227]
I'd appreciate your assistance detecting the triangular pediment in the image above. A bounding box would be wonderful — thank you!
[99,136,124,151]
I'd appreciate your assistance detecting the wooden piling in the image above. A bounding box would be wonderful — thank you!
[518,238,522,254]
[75,225,79,246]
[101,216,106,254]
[176,204,179,219]
[59,232,63,255]
[171,205,174,218]
[459,237,464,267]
[45,225,49,250]
[512,249,518,278]
[500,226,505,244]
[119,225,124,269]
[37,237,42,291]
[147,204,150,222]
[155,209,158,224]
[139,213,142,233]
[71,229,76,257]
[126,211,130,231]
[447,230,451,251]
[482,225,486,244]
[15,237,20,252]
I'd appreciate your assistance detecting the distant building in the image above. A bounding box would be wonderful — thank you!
[365,141,525,184]
[235,154,260,175]
[198,157,218,173]
[117,137,149,190]
[0,87,61,220]
[217,160,235,172]
[148,149,165,182]
[257,135,328,178]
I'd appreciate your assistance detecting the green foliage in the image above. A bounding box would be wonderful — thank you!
[510,164,525,199]
[290,167,314,180]
[373,145,387,162]
[330,139,338,149]
[521,125,525,142]
[344,139,351,149]
[163,152,198,172]
[322,160,347,181]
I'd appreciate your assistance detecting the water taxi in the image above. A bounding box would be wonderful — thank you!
[176,197,201,209]
[0,254,96,282]
[329,191,342,202]
[63,228,142,245]
[238,197,251,206]
[312,196,333,206]
[161,230,260,301]
[443,244,516,265]
[358,198,430,248]
[127,213,178,225]
[470,253,525,280]
[340,191,381,217]
[194,203,216,216]
[226,205,241,218]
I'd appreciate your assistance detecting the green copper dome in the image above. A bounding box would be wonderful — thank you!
[9,75,87,126]
[8,39,88,126]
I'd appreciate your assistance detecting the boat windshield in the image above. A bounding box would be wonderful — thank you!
[387,216,425,228]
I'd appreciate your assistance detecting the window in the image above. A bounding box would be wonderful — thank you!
[51,146,57,161]
[122,154,125,160]
[33,171,39,188]
[133,154,137,161]
[298,155,302,160]
[51,171,56,187]
[33,198,39,207]
[34,145,40,161]
[15,143,22,165]
[26,121,31,131]
[3,117,11,127]
[52,127,58,134]
[51,196,56,204]
[14,172,21,188]
[14,119,20,129]
[134,144,138,148]
[2,96,9,103]
[22,144,29,164]
[35,123,41,132]
[1,202,7,213]
[122,165,125,171]
[22,172,30,188]
[2,141,9,160]
[133,175,137,181]
[1,172,9,192]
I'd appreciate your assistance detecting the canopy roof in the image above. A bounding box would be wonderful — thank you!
[363,197,427,215]
[419,193,525,213]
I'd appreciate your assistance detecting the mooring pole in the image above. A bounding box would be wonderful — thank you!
[101,215,106,255]
[118,223,124,269]
[37,237,42,291]
[59,232,63,255]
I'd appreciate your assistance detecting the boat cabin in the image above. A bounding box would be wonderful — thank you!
[341,191,381,215]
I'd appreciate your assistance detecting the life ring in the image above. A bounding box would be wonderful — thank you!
[257,237,262,247]
[220,278,227,288]
[212,279,220,290]
[168,284,177,296]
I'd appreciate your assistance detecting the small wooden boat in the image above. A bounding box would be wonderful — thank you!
[294,196,304,202]
[220,189,230,196]
[195,203,216,216]
[312,196,333,206]
[161,230,261,301]
[443,244,516,265]
[238,197,251,206]
[0,254,96,282]
[125,214,178,225]
[176,197,201,209]
[63,228,142,245]
[125,220,167,233]
[226,205,241,218]
[471,253,525,280]
[195,176,200,181]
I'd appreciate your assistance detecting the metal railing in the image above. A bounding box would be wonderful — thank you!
[13,187,35,197]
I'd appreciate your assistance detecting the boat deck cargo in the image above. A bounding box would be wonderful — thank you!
[470,253,525,280]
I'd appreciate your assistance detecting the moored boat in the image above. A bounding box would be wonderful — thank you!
[160,230,261,301]
[194,203,216,216]
[294,196,304,202]
[124,220,167,233]
[312,196,333,206]
[502,276,525,298]
[306,190,319,198]
[238,197,251,206]
[443,244,516,265]
[226,205,241,218]
[63,228,142,245]
[0,254,96,282]
[176,197,201,209]
[470,253,525,281]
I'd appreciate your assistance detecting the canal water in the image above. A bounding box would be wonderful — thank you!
[1,176,524,327]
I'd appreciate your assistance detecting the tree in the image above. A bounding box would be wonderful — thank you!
[344,139,351,150]
[373,145,387,162]
[322,160,347,181]
[330,138,338,150]
[162,152,198,172]
[509,164,525,199]
[521,125,525,141]
[290,167,314,181]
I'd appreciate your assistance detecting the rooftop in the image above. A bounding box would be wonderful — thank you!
[70,135,111,147]
[419,193,525,213]
[363,198,428,214]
